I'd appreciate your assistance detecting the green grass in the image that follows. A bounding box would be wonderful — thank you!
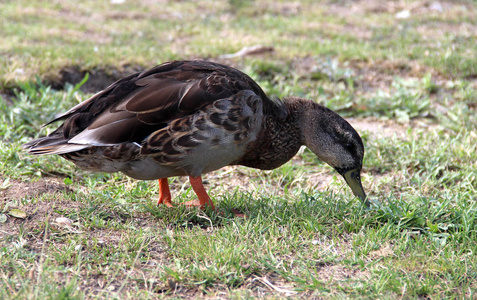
[1,0,477,298]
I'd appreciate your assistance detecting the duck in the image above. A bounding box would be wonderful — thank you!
[24,60,368,210]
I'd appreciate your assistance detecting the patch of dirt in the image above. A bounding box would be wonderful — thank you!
[311,235,354,259]
[304,22,373,40]
[325,0,472,18]
[0,92,14,106]
[0,202,80,258]
[265,2,303,16]
[351,117,442,143]
[0,178,76,237]
[0,177,72,203]
[417,21,477,41]
[368,243,395,260]
[310,235,371,284]
[306,172,334,191]
[48,65,144,93]
[315,264,370,283]
[292,56,443,94]
[206,166,258,192]
[349,59,437,93]
[348,117,408,139]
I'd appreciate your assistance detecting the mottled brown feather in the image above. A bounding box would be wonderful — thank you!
[32,61,280,147]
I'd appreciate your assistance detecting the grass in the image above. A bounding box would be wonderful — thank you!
[1,0,477,298]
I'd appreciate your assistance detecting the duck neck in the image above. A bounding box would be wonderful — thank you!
[234,97,305,170]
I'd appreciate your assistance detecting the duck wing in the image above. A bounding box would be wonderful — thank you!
[26,60,285,154]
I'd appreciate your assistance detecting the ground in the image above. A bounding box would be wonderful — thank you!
[1,0,476,299]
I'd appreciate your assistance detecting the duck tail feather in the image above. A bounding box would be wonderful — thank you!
[23,136,89,155]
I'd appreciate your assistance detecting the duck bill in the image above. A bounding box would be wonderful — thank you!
[342,168,368,206]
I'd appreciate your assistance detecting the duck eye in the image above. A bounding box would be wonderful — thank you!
[345,142,356,152]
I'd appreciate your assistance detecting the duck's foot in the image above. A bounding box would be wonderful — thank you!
[157,178,174,207]
[155,177,250,215]
[159,201,175,208]
[188,176,216,210]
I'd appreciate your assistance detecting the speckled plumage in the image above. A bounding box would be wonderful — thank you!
[24,60,368,209]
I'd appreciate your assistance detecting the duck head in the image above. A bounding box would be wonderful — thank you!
[299,101,368,206]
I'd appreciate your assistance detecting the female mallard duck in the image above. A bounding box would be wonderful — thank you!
[24,60,367,209]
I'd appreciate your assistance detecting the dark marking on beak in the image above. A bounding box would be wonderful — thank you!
[342,168,369,207]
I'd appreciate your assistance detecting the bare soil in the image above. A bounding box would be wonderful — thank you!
[0,177,71,203]
[47,65,144,93]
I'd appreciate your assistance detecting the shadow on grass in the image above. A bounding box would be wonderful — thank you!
[140,190,476,243]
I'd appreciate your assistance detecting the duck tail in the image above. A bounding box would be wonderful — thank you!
[23,136,89,155]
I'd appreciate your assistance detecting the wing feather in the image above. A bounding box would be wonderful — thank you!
[25,60,287,155]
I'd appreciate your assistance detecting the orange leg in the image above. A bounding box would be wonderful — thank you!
[157,178,173,207]
[183,176,215,210]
